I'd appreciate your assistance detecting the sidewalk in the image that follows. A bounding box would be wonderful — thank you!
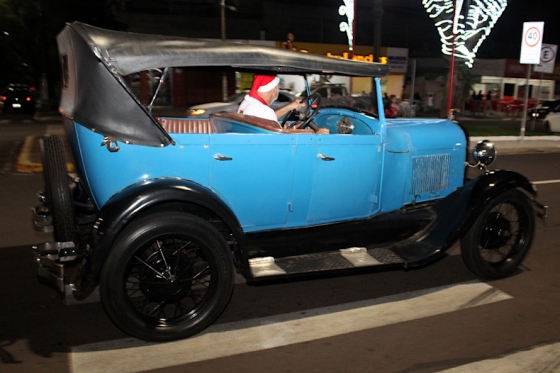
[470,136,560,154]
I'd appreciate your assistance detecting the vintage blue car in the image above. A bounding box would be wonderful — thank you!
[32,22,547,342]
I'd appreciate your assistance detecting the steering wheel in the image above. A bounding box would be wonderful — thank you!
[280,108,297,128]
[288,93,322,131]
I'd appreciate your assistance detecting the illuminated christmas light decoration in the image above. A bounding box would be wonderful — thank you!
[339,0,354,51]
[423,0,507,67]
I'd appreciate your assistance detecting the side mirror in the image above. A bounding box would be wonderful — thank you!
[472,140,497,168]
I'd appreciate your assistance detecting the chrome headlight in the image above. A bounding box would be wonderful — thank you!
[473,139,497,167]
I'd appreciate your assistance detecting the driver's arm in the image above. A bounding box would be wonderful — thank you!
[275,99,305,120]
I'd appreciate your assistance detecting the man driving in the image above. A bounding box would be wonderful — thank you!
[238,74,329,134]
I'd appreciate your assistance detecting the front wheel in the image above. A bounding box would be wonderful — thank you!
[100,212,235,342]
[461,189,535,279]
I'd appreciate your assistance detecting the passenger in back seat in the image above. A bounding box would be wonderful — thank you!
[238,74,329,134]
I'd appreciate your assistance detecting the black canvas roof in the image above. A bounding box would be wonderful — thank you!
[70,22,390,77]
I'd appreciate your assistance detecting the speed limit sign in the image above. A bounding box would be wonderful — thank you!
[520,22,544,64]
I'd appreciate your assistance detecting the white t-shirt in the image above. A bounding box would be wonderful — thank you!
[238,95,278,122]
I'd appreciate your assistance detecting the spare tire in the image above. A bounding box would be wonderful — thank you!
[41,134,78,243]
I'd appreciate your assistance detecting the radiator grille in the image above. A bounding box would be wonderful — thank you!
[410,154,451,195]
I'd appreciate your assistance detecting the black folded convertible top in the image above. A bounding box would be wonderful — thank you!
[71,22,390,77]
[57,22,389,147]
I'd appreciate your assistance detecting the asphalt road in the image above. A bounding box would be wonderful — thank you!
[1,113,559,373]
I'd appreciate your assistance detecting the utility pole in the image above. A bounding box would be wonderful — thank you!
[446,0,458,117]
[372,0,383,64]
[220,0,228,101]
[371,0,383,108]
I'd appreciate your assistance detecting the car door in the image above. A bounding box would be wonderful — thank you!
[304,132,383,224]
[208,133,297,232]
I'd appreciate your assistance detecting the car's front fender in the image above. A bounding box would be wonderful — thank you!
[392,169,536,263]
[73,178,245,299]
[452,169,536,243]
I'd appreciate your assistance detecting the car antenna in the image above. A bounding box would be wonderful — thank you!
[148,67,169,112]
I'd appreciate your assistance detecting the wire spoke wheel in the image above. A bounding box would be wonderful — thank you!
[462,189,535,279]
[100,213,234,342]
[127,238,214,323]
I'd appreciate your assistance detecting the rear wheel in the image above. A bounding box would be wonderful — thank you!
[461,189,535,279]
[100,212,235,342]
[41,134,78,242]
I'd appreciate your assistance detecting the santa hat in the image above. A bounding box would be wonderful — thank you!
[250,75,280,95]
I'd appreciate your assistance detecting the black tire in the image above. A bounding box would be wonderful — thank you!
[461,189,535,279]
[100,212,235,342]
[41,134,78,242]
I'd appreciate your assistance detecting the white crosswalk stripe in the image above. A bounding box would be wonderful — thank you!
[533,179,560,185]
[71,280,511,373]
[437,342,560,373]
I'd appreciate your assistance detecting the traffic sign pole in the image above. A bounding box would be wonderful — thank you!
[519,22,544,138]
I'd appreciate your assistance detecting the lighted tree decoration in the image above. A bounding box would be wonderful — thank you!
[339,0,355,53]
[423,0,508,68]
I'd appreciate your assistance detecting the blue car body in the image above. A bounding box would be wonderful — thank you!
[71,111,466,232]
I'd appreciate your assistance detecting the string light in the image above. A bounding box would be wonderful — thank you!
[423,0,507,67]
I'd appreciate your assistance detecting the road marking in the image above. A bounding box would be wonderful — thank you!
[70,281,511,373]
[437,342,560,373]
[534,179,560,185]
[46,124,66,135]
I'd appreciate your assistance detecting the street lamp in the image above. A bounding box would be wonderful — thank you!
[220,0,237,101]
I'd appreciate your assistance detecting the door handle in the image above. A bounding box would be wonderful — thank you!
[214,154,232,161]
[318,153,335,161]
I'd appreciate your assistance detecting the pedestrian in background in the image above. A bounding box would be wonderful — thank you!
[484,90,493,112]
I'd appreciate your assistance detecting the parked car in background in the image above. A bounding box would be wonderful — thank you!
[543,104,560,133]
[1,83,35,113]
[298,83,373,111]
[527,100,560,119]
[187,89,296,118]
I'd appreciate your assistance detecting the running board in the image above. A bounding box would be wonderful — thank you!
[249,247,405,279]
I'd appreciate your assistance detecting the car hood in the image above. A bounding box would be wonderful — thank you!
[385,118,467,153]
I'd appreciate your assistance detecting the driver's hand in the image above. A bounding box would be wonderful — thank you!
[287,99,306,111]
[315,128,329,135]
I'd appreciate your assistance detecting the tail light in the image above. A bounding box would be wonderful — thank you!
[26,97,32,102]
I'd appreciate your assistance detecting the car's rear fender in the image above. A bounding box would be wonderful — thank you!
[392,169,537,263]
[74,178,246,298]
